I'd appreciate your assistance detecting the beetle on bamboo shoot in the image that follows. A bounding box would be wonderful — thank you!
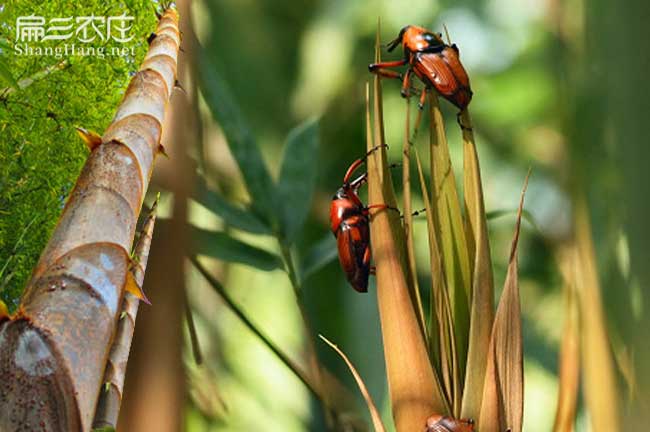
[329,146,394,292]
[369,25,473,113]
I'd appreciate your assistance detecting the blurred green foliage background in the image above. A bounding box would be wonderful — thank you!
[2,0,648,430]
[187,0,575,429]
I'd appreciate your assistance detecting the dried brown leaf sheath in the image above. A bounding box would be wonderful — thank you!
[366,75,443,431]
[320,335,387,432]
[461,110,496,422]
[478,172,529,432]
[0,8,179,432]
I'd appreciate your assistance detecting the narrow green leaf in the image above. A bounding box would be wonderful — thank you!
[189,225,282,271]
[428,95,471,406]
[192,174,271,235]
[486,208,538,231]
[300,234,338,282]
[276,119,320,243]
[197,53,276,224]
[0,59,18,89]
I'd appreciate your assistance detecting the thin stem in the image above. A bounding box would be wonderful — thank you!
[403,98,427,338]
[279,244,334,428]
[0,59,69,98]
[190,256,321,399]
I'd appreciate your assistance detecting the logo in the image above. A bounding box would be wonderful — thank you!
[14,14,136,58]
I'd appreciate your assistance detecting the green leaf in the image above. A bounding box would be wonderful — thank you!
[428,95,471,412]
[300,234,337,282]
[486,208,539,232]
[276,119,320,243]
[0,37,11,50]
[0,59,18,89]
[197,53,276,225]
[192,174,271,235]
[190,225,282,271]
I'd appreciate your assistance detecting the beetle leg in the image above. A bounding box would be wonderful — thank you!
[363,248,375,277]
[368,59,407,73]
[370,68,402,80]
[364,204,399,216]
[418,86,428,110]
[401,207,426,219]
[363,246,372,267]
[456,111,473,132]
[400,69,412,98]
[369,59,407,81]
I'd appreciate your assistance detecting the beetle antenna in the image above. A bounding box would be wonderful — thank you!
[443,24,452,45]
[387,26,409,52]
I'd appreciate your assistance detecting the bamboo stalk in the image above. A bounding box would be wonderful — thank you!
[92,198,159,429]
[0,8,179,431]
[574,196,620,432]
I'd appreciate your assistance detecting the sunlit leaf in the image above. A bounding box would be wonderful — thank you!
[478,172,529,432]
[300,234,337,282]
[319,335,387,432]
[192,174,271,235]
[276,118,320,243]
[197,53,276,224]
[189,225,282,271]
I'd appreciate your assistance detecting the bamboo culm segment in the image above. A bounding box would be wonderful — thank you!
[92,199,159,430]
[0,9,179,432]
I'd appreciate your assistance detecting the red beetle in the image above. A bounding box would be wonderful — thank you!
[329,146,392,292]
[425,414,475,432]
[369,25,472,112]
